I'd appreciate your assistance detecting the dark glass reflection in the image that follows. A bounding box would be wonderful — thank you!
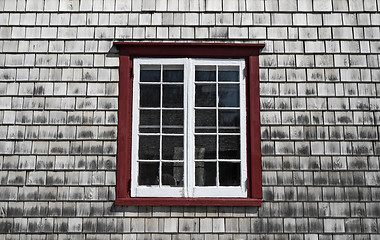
[138,162,159,185]
[139,135,160,159]
[195,84,216,107]
[218,84,239,107]
[195,135,216,159]
[164,70,183,82]
[195,161,216,186]
[195,109,216,133]
[141,69,160,82]
[219,162,240,186]
[162,162,184,186]
[219,135,240,159]
[140,110,160,133]
[218,71,239,82]
[162,110,183,134]
[162,136,183,160]
[195,71,216,82]
[140,84,160,107]
[163,85,183,108]
[218,109,240,133]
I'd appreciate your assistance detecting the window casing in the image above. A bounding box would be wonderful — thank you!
[115,42,264,206]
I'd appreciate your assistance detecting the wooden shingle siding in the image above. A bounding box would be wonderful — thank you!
[0,0,379,239]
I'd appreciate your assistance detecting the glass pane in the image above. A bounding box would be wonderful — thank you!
[195,66,216,82]
[163,65,184,82]
[195,84,216,107]
[138,162,159,185]
[140,110,160,133]
[162,136,183,160]
[219,162,240,186]
[139,135,160,160]
[195,109,216,133]
[162,110,183,134]
[163,85,183,108]
[195,161,216,186]
[140,84,160,108]
[140,65,161,82]
[218,84,239,107]
[162,162,184,186]
[218,66,239,82]
[195,135,216,159]
[219,135,240,159]
[218,109,240,133]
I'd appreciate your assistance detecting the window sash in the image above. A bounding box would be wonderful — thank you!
[131,58,247,198]
[132,58,189,197]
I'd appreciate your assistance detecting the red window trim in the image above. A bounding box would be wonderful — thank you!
[114,42,264,206]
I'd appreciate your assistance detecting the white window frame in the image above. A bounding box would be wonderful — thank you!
[131,58,247,198]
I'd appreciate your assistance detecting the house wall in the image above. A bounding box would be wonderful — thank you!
[0,0,380,239]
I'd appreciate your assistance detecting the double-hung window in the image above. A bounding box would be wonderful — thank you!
[115,42,264,206]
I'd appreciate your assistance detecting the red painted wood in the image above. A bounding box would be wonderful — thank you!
[116,42,264,206]
[116,55,132,199]
[249,55,262,201]
[115,198,262,206]
[114,42,264,58]
[115,42,265,48]
[244,57,252,198]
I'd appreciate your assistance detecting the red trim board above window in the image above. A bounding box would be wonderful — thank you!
[114,42,264,206]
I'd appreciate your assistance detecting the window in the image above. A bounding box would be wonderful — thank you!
[133,58,246,198]
[115,42,264,206]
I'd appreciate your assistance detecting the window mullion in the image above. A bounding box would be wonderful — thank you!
[216,65,220,188]
[159,64,163,188]
[186,58,194,198]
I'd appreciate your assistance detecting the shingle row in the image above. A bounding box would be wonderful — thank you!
[0,0,378,12]
[1,12,380,26]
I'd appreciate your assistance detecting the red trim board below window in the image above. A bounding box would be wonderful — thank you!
[115,42,264,206]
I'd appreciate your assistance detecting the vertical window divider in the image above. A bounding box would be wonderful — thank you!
[216,65,220,188]
[183,58,189,197]
[159,64,163,188]
[186,58,194,198]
